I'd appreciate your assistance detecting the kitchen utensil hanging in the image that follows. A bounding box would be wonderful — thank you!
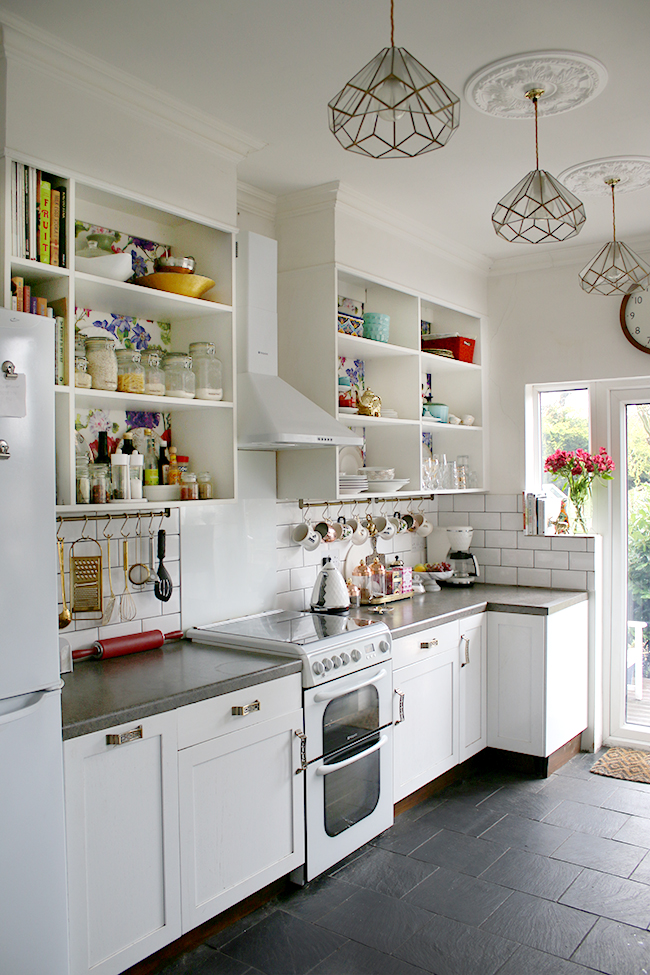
[128,515,150,586]
[101,520,118,625]
[154,528,173,602]
[70,537,103,615]
[119,537,137,622]
[57,537,71,628]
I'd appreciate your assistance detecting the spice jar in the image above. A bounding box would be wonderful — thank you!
[180,471,199,501]
[89,463,108,504]
[197,471,213,500]
[116,349,145,394]
[163,353,195,399]
[74,354,92,389]
[189,342,223,401]
[129,453,143,499]
[85,336,117,391]
[351,561,371,602]
[75,455,90,504]
[144,351,165,396]
[110,451,130,501]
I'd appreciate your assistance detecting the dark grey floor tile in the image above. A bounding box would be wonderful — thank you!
[408,827,507,876]
[330,846,437,897]
[495,943,600,975]
[370,815,443,856]
[206,903,278,950]
[413,798,505,837]
[613,814,650,848]
[394,913,519,975]
[551,830,647,878]
[480,889,598,959]
[219,910,345,975]
[403,866,512,925]
[559,866,650,927]
[477,787,563,822]
[555,752,607,781]
[315,887,431,954]
[277,875,356,923]
[310,939,429,974]
[572,916,650,975]
[601,786,650,819]
[539,774,618,806]
[597,774,650,796]
[158,945,252,975]
[479,812,572,855]
[630,850,650,884]
[541,798,630,838]
[479,847,582,900]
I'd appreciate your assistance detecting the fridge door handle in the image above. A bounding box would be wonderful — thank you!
[315,735,388,775]
[0,691,47,726]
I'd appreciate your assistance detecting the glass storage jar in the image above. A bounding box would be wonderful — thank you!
[180,471,199,501]
[74,355,92,389]
[144,351,165,395]
[189,342,223,401]
[75,455,90,504]
[89,463,108,504]
[197,471,213,500]
[116,349,145,394]
[163,353,195,399]
[85,336,117,391]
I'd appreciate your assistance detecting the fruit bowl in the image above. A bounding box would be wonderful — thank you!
[136,272,215,298]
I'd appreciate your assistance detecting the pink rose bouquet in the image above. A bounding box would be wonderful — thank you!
[544,447,615,532]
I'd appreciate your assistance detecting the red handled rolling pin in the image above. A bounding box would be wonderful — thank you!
[72,630,184,661]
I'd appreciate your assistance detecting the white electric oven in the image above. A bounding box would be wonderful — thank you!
[189,610,394,883]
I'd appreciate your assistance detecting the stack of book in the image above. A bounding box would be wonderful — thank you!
[11,162,67,267]
[523,492,547,535]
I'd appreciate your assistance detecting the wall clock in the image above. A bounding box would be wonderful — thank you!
[620,292,650,353]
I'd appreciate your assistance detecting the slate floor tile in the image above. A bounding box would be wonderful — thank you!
[541,798,630,837]
[403,865,513,925]
[477,786,563,822]
[219,910,345,975]
[551,829,647,878]
[309,939,429,974]
[479,812,572,855]
[613,814,650,848]
[495,943,601,975]
[559,866,650,927]
[277,875,356,923]
[370,815,443,856]
[206,903,278,950]
[394,913,519,975]
[539,774,618,806]
[315,887,431,954]
[413,798,505,837]
[571,916,650,975]
[479,847,582,900]
[329,846,437,897]
[480,889,598,959]
[158,945,252,975]
[630,850,650,885]
[408,827,507,876]
[601,787,650,819]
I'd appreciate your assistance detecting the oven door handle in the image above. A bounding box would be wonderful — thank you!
[313,668,388,702]
[315,735,388,775]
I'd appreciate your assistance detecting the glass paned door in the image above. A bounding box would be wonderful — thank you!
[624,403,650,731]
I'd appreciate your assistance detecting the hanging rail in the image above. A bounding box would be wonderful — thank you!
[57,508,171,525]
[298,495,435,511]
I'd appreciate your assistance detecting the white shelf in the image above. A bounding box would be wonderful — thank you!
[422,421,483,432]
[337,413,420,427]
[56,498,235,514]
[10,257,71,281]
[74,389,234,412]
[75,271,232,322]
[337,333,418,360]
[421,351,481,373]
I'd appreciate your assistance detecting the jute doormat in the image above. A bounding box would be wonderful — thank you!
[590,747,650,784]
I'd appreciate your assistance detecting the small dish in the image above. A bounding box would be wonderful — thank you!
[366,478,409,494]
[142,485,181,502]
[155,255,196,274]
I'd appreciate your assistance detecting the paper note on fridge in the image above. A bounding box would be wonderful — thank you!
[0,372,26,416]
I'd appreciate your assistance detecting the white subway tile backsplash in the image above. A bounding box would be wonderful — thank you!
[501,512,525,532]
[485,565,518,585]
[485,529,519,549]
[587,571,595,591]
[569,552,595,571]
[436,495,454,512]
[438,511,471,527]
[473,547,502,566]
[469,511,501,531]
[471,529,485,548]
[276,569,290,593]
[551,536,587,552]
[450,495,486,512]
[517,534,552,550]
[277,546,304,571]
[290,565,318,591]
[501,548,534,568]
[487,494,519,512]
[517,567,552,588]
[276,590,306,612]
[276,524,293,548]
[586,538,596,552]
[550,569,587,590]
[534,550,569,570]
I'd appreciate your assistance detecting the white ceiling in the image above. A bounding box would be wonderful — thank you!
[3,0,650,265]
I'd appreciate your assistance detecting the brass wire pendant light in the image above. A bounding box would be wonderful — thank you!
[328,0,460,159]
[492,89,586,243]
[579,178,650,295]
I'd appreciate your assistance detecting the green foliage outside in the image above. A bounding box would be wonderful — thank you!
[626,406,650,678]
[540,391,589,488]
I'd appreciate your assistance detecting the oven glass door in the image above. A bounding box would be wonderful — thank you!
[304,665,392,762]
[322,684,380,759]
[322,731,382,836]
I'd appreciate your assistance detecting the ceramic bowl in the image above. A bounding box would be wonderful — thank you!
[75,251,134,281]
[136,272,215,298]
[142,485,181,502]
[155,255,196,274]
[359,467,395,481]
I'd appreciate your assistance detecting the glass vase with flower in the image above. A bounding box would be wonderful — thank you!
[544,447,615,533]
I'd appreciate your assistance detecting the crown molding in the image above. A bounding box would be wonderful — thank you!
[237,181,277,222]
[489,234,650,277]
[277,180,491,276]
[0,12,266,164]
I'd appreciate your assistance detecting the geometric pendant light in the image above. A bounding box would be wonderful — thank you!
[327,0,460,159]
[491,89,587,243]
[578,178,650,295]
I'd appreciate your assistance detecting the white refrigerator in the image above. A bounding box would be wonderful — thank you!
[0,308,70,973]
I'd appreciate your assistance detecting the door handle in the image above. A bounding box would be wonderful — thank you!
[394,687,405,724]
[460,636,470,667]
[313,668,388,702]
[0,691,46,726]
[315,735,388,775]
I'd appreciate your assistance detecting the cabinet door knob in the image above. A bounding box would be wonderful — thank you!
[460,636,470,667]
[106,725,143,746]
[231,699,261,716]
[420,638,438,649]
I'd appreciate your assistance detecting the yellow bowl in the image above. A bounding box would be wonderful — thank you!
[136,272,216,299]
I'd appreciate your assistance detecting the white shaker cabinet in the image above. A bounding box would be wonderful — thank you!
[63,711,181,975]
[487,601,588,757]
[459,613,487,763]
[177,674,304,932]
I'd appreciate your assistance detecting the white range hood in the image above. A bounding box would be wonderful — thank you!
[236,231,362,451]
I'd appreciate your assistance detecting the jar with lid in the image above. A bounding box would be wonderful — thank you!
[110,451,130,501]
[144,351,165,396]
[197,471,213,500]
[163,353,195,399]
[89,463,108,504]
[369,557,386,598]
[74,354,92,389]
[129,453,143,499]
[85,336,117,391]
[189,342,223,401]
[75,455,90,504]
[351,561,370,602]
[116,349,145,394]
[180,471,199,501]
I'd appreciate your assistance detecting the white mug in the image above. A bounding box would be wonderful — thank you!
[347,518,369,545]
[291,522,321,551]
[378,518,397,540]
[391,513,408,534]
[337,516,354,540]
[416,516,433,536]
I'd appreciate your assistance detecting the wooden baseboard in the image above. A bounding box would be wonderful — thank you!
[483,733,584,778]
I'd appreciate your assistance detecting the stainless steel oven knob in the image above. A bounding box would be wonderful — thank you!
[379,640,390,654]
[312,660,324,676]
[351,648,361,662]
[322,658,333,671]
[340,651,350,665]
[331,654,342,668]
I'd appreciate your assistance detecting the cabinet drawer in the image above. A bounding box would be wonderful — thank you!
[393,620,459,669]
[177,674,302,749]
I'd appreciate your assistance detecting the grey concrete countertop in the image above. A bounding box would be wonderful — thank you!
[61,640,302,740]
[349,583,588,638]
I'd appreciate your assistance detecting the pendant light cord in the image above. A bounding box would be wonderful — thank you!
[534,96,539,170]
[611,182,617,243]
[390,0,395,47]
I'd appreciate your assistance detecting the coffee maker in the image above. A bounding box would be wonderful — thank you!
[446,526,480,585]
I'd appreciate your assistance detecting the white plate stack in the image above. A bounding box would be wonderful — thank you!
[339,474,368,495]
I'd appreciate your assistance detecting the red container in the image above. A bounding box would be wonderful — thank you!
[422,335,476,363]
